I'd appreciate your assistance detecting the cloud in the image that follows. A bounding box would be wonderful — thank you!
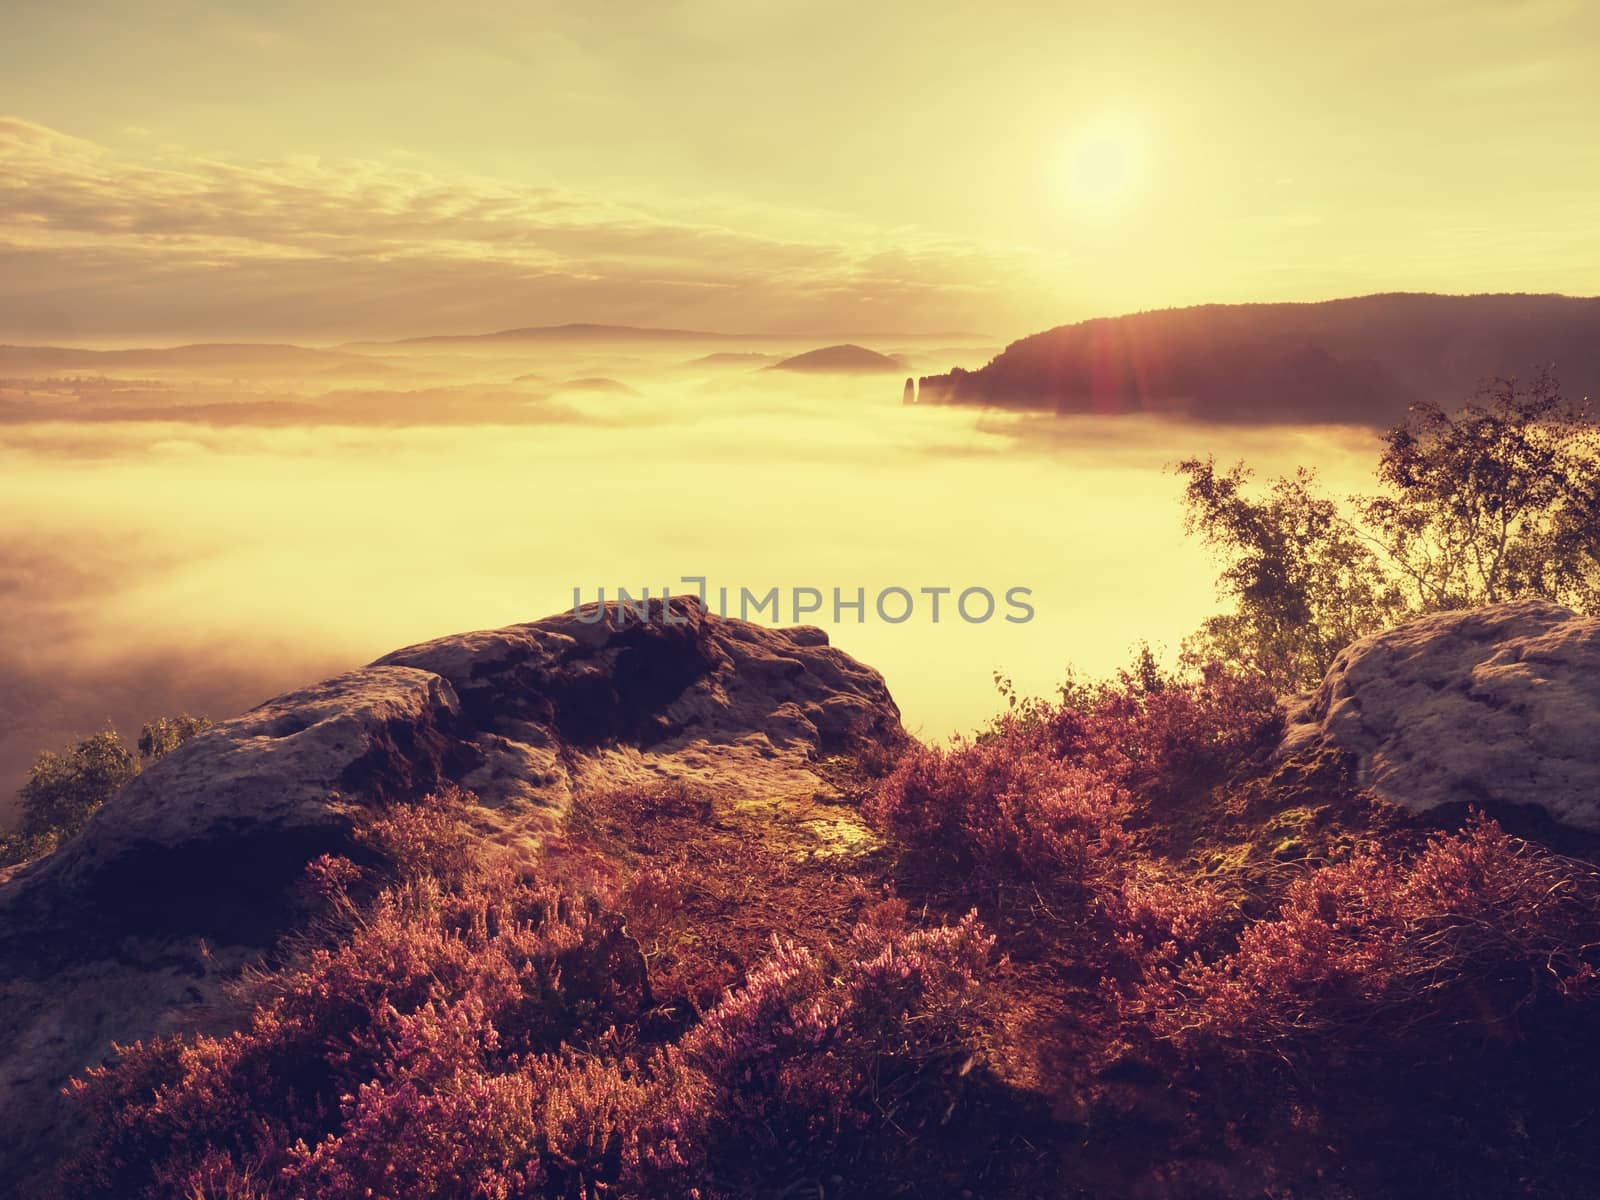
[0,382,609,432]
[0,117,1051,341]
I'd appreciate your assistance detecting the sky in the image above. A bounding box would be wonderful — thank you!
[2,0,1597,343]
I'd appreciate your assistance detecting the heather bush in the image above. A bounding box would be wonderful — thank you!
[592,778,712,824]
[66,809,997,1200]
[279,1014,706,1200]
[1044,659,1281,801]
[66,865,663,1199]
[353,787,480,888]
[865,736,1130,893]
[1099,868,1234,973]
[1133,814,1600,1062]
[868,658,1275,902]
[683,905,993,1147]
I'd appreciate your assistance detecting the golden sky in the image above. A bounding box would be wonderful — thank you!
[2,0,1597,342]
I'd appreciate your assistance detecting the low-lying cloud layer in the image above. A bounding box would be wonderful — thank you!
[0,340,1382,822]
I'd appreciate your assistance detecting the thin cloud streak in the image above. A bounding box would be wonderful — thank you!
[0,117,1056,343]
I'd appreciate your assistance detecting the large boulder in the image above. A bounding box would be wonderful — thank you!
[0,667,468,949]
[1280,599,1600,832]
[0,597,902,1190]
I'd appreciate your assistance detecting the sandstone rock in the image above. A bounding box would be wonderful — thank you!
[372,599,903,809]
[0,667,467,947]
[1280,599,1600,832]
[0,597,902,1190]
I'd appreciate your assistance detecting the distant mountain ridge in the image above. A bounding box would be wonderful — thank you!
[914,293,1600,425]
[393,322,735,345]
[366,323,990,347]
[0,327,992,364]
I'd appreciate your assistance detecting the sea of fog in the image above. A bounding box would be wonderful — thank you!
[0,338,1382,819]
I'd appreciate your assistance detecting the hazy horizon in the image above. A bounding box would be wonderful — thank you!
[7,288,1600,355]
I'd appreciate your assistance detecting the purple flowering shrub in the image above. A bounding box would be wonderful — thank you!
[865,661,1275,930]
[65,824,994,1200]
[1047,661,1281,800]
[1131,814,1600,1062]
[1096,814,1600,1196]
[864,739,1132,892]
[682,904,994,1146]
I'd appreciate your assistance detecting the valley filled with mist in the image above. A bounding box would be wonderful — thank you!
[0,327,1380,817]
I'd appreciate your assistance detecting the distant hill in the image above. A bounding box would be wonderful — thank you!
[351,325,989,349]
[389,323,739,346]
[684,352,780,367]
[552,377,639,395]
[914,293,1600,425]
[768,344,905,374]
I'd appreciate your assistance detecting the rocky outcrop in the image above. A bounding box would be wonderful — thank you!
[1,668,469,949]
[1280,600,1600,832]
[0,597,902,1189]
[915,366,969,406]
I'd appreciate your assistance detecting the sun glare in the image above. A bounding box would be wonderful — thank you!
[1059,116,1145,211]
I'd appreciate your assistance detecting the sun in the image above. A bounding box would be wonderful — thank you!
[1059,116,1146,211]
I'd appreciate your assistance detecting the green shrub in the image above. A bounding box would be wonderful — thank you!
[3,714,213,868]
[136,714,212,763]
[14,730,137,850]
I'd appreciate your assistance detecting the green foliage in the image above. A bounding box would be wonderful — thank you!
[137,714,212,763]
[3,714,212,868]
[1178,372,1600,687]
[1175,458,1404,687]
[1359,369,1600,611]
[0,830,35,870]
[16,730,137,849]
[987,670,1054,737]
